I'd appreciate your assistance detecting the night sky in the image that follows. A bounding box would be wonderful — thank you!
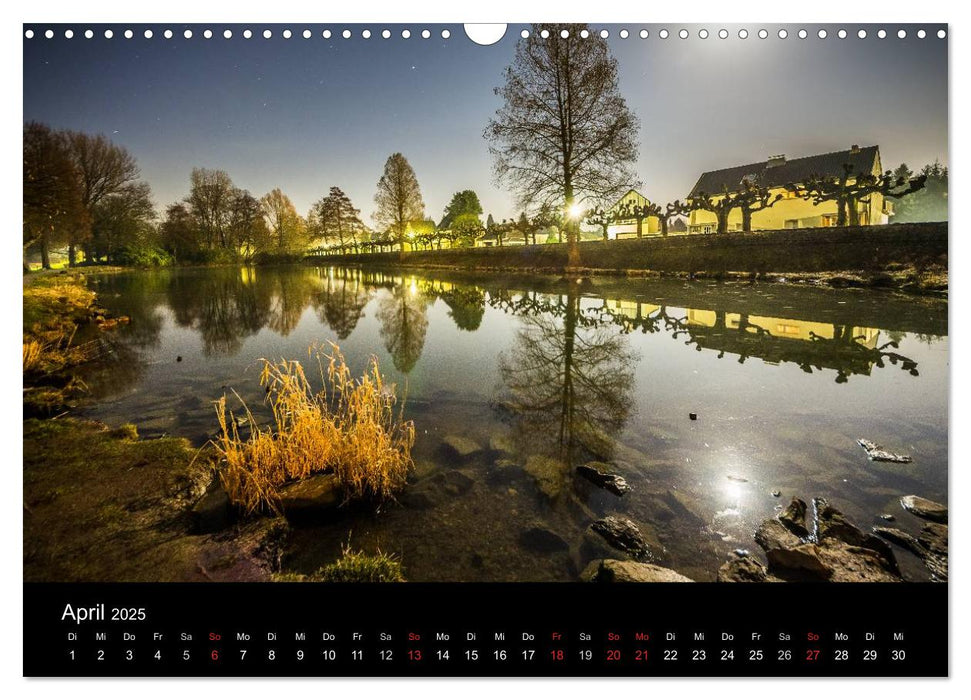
[23,23,948,224]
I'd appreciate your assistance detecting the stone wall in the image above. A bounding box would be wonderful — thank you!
[307,222,948,274]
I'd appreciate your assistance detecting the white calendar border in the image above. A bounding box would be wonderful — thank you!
[4,0,963,697]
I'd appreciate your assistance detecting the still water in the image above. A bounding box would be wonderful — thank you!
[82,266,948,581]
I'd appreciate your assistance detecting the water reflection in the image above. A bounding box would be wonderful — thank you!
[372,279,429,374]
[495,284,637,465]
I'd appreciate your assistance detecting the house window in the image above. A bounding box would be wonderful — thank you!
[821,214,837,227]
[784,219,800,229]
[702,224,713,234]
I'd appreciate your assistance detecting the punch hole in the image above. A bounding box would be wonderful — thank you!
[464,25,506,45]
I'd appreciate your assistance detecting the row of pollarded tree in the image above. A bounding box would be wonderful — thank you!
[583,164,929,240]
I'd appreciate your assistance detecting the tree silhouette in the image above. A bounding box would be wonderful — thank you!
[310,186,365,249]
[585,207,614,242]
[66,131,144,266]
[486,23,640,267]
[374,153,425,253]
[23,122,87,270]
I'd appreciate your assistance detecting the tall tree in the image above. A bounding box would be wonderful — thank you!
[485,23,640,267]
[187,168,234,250]
[228,188,270,258]
[159,202,198,261]
[88,180,156,262]
[310,186,365,249]
[374,153,425,253]
[261,188,306,253]
[585,207,614,242]
[23,122,87,270]
[65,131,142,265]
[439,189,483,229]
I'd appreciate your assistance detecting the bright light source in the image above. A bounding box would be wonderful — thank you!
[567,203,584,220]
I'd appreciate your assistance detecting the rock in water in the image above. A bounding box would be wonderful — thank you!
[747,497,901,582]
[778,498,809,538]
[278,473,342,521]
[875,524,948,581]
[857,438,912,463]
[576,463,631,496]
[524,455,567,500]
[581,559,693,583]
[441,435,483,461]
[590,516,652,561]
[519,525,569,553]
[900,495,947,523]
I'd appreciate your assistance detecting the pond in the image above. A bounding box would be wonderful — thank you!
[81,265,948,582]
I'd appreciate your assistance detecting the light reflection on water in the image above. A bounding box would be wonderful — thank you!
[80,266,948,581]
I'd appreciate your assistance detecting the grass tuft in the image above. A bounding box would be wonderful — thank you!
[214,342,414,514]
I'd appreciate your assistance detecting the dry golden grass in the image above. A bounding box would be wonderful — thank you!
[23,340,43,372]
[214,342,414,514]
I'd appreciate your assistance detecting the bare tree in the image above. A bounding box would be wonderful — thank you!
[261,188,306,253]
[23,122,86,270]
[485,23,640,267]
[65,131,142,265]
[374,153,425,253]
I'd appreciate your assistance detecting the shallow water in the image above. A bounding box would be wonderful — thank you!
[81,265,948,581]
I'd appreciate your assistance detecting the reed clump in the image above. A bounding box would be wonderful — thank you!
[214,342,414,514]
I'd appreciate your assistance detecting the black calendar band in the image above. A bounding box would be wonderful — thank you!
[24,582,947,677]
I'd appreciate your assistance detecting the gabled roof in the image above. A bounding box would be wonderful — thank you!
[688,146,880,198]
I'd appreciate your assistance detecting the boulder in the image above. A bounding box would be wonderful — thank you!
[755,518,802,553]
[816,498,867,546]
[876,524,947,581]
[519,525,570,553]
[766,543,833,579]
[590,516,652,561]
[576,463,631,496]
[441,434,483,461]
[581,559,693,583]
[900,495,947,523]
[278,473,342,521]
[778,498,809,538]
[433,469,474,496]
[190,485,233,534]
[717,555,773,583]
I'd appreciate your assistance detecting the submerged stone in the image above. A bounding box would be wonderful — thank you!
[576,463,631,496]
[190,484,233,534]
[278,473,342,521]
[519,525,570,553]
[441,434,483,461]
[524,455,567,500]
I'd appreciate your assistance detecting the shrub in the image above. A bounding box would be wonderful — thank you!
[214,342,414,514]
[316,545,405,582]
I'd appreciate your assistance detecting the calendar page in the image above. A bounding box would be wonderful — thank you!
[22,20,948,678]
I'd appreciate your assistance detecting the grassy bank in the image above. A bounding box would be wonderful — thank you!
[308,222,948,294]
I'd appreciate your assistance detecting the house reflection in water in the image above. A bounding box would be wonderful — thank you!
[596,298,916,383]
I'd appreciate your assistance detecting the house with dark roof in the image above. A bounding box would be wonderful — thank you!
[686,145,894,234]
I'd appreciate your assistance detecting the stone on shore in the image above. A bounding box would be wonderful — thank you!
[524,455,567,500]
[717,554,778,583]
[190,484,233,534]
[581,559,693,583]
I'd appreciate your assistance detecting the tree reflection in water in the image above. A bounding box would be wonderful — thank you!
[496,284,638,466]
[376,280,431,373]
[313,273,372,340]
